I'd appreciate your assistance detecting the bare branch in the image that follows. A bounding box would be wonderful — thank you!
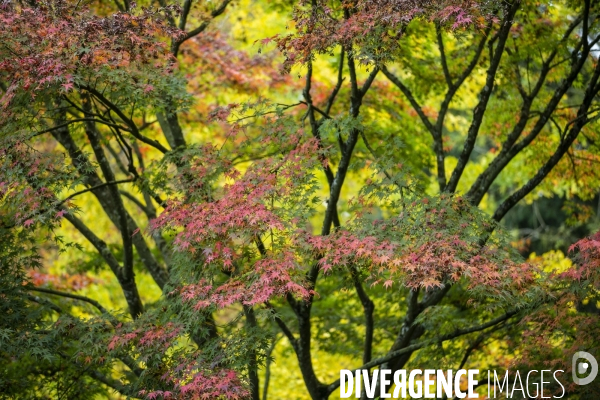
[436,24,453,87]
[466,12,587,205]
[179,0,193,30]
[83,86,169,154]
[58,179,135,207]
[493,57,600,221]
[265,302,297,348]
[63,212,144,318]
[171,0,233,56]
[32,118,131,137]
[360,67,379,97]
[446,1,520,193]
[381,66,446,190]
[326,309,519,394]
[28,287,114,320]
[353,271,374,365]
[381,66,436,136]
[325,48,345,115]
[26,293,63,313]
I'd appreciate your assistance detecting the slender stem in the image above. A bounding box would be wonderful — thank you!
[326,309,519,394]
[58,179,135,207]
[28,287,114,319]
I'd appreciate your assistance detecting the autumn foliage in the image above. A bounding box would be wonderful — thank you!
[1,0,600,399]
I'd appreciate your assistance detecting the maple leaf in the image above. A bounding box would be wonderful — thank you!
[257,35,279,46]
[55,209,67,219]
[61,82,74,92]
[3,1,600,398]
[147,391,162,400]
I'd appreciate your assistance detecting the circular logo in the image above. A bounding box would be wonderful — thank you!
[572,351,598,385]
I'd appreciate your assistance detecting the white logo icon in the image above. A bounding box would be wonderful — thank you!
[572,351,598,385]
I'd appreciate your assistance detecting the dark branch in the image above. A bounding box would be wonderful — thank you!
[63,212,144,318]
[466,12,588,205]
[436,24,453,87]
[32,118,131,137]
[325,48,345,115]
[446,1,520,193]
[381,66,436,136]
[28,287,114,319]
[26,293,63,313]
[493,56,600,221]
[171,0,233,56]
[58,179,135,207]
[266,302,297,349]
[83,86,169,154]
[326,309,519,394]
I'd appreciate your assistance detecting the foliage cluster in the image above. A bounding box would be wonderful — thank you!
[1,0,600,399]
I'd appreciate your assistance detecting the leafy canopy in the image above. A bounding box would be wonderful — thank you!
[1,0,600,399]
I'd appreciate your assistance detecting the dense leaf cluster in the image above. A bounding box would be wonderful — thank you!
[1,0,600,399]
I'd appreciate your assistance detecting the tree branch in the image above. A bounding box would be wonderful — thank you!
[89,370,130,396]
[82,108,135,285]
[381,66,436,136]
[326,309,519,394]
[32,118,131,137]
[28,287,114,320]
[265,302,297,349]
[244,306,260,400]
[82,86,169,154]
[360,67,379,97]
[433,26,491,191]
[325,48,345,115]
[179,0,193,30]
[26,293,63,313]
[381,65,447,190]
[493,56,600,221]
[171,0,233,56]
[446,1,520,193]
[120,190,156,219]
[466,12,588,205]
[436,24,453,87]
[353,272,374,365]
[63,212,144,318]
[52,120,169,290]
[58,179,135,207]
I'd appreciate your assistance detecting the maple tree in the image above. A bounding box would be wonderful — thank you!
[1,0,600,399]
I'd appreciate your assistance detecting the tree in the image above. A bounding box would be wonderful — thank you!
[1,0,599,398]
